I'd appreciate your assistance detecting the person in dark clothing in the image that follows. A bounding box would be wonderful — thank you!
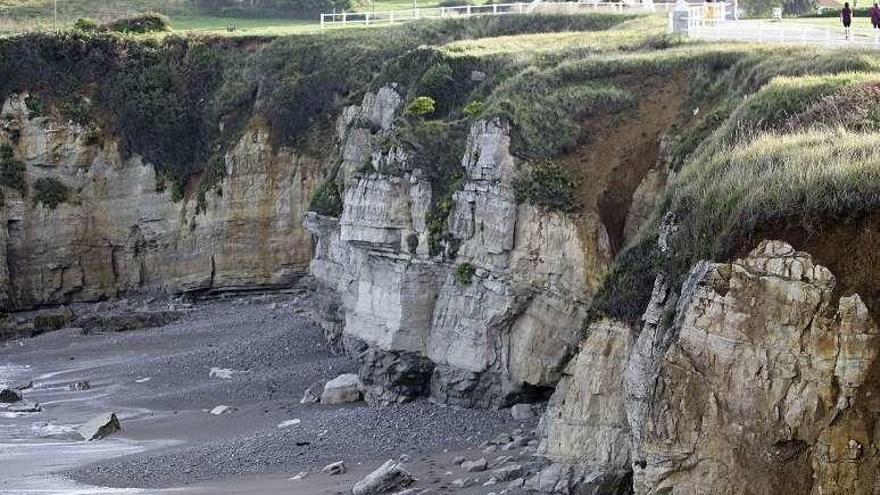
[842,2,853,40]
[871,2,880,41]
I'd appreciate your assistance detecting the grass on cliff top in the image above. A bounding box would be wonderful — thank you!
[441,16,670,59]
[0,13,637,200]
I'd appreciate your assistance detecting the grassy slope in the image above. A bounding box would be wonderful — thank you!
[591,48,880,324]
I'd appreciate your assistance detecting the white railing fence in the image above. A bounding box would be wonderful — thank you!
[320,1,677,27]
[689,20,880,49]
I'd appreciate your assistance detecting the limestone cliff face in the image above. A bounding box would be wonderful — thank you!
[307,87,613,407]
[629,240,880,495]
[537,239,880,494]
[0,94,320,309]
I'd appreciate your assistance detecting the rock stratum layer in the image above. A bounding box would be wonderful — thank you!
[537,239,880,495]
[0,94,320,309]
[307,86,616,407]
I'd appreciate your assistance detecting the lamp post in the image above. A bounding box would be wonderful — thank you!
[53,0,57,31]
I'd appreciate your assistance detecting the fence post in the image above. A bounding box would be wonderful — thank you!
[343,12,347,25]
[390,11,395,22]
[467,5,472,15]
[365,12,370,25]
[321,14,325,27]
[493,4,498,14]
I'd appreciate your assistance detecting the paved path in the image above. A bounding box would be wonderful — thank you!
[691,20,880,49]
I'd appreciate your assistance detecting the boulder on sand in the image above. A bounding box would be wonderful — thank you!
[510,403,535,420]
[321,374,362,404]
[352,459,415,495]
[0,388,22,403]
[300,381,324,404]
[210,405,235,415]
[461,458,488,473]
[77,412,121,441]
[323,461,346,475]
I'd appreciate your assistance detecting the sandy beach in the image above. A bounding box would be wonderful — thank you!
[0,290,538,495]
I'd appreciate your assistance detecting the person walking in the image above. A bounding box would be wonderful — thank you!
[871,2,880,42]
[842,2,854,40]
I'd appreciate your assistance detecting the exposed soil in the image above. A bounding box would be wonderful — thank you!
[559,74,687,255]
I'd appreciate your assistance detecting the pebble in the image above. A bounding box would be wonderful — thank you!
[462,458,488,472]
[452,477,473,488]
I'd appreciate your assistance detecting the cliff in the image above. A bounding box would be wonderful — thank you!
[0,93,319,308]
[2,15,880,495]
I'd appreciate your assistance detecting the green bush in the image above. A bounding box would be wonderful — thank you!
[463,100,484,119]
[455,262,476,286]
[33,177,70,209]
[103,13,170,34]
[309,181,343,217]
[407,96,437,117]
[513,160,577,213]
[589,236,660,325]
[418,63,455,101]
[73,18,99,32]
[426,200,454,257]
[24,94,44,118]
[0,145,27,196]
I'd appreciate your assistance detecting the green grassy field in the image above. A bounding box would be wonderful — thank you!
[0,0,457,35]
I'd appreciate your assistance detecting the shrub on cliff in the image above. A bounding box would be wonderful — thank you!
[455,263,476,286]
[73,18,99,32]
[513,160,576,213]
[0,145,27,196]
[309,181,343,217]
[103,13,170,34]
[407,97,437,117]
[463,100,484,119]
[33,178,70,209]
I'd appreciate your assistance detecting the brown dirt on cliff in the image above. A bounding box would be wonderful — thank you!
[544,74,687,298]
[735,213,880,320]
[558,74,687,256]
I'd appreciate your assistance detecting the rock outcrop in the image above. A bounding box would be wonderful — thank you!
[537,319,633,492]
[539,239,880,495]
[0,93,320,310]
[628,240,880,495]
[307,90,613,407]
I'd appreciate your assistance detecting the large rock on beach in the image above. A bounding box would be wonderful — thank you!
[352,459,415,495]
[77,412,121,441]
[321,373,362,404]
